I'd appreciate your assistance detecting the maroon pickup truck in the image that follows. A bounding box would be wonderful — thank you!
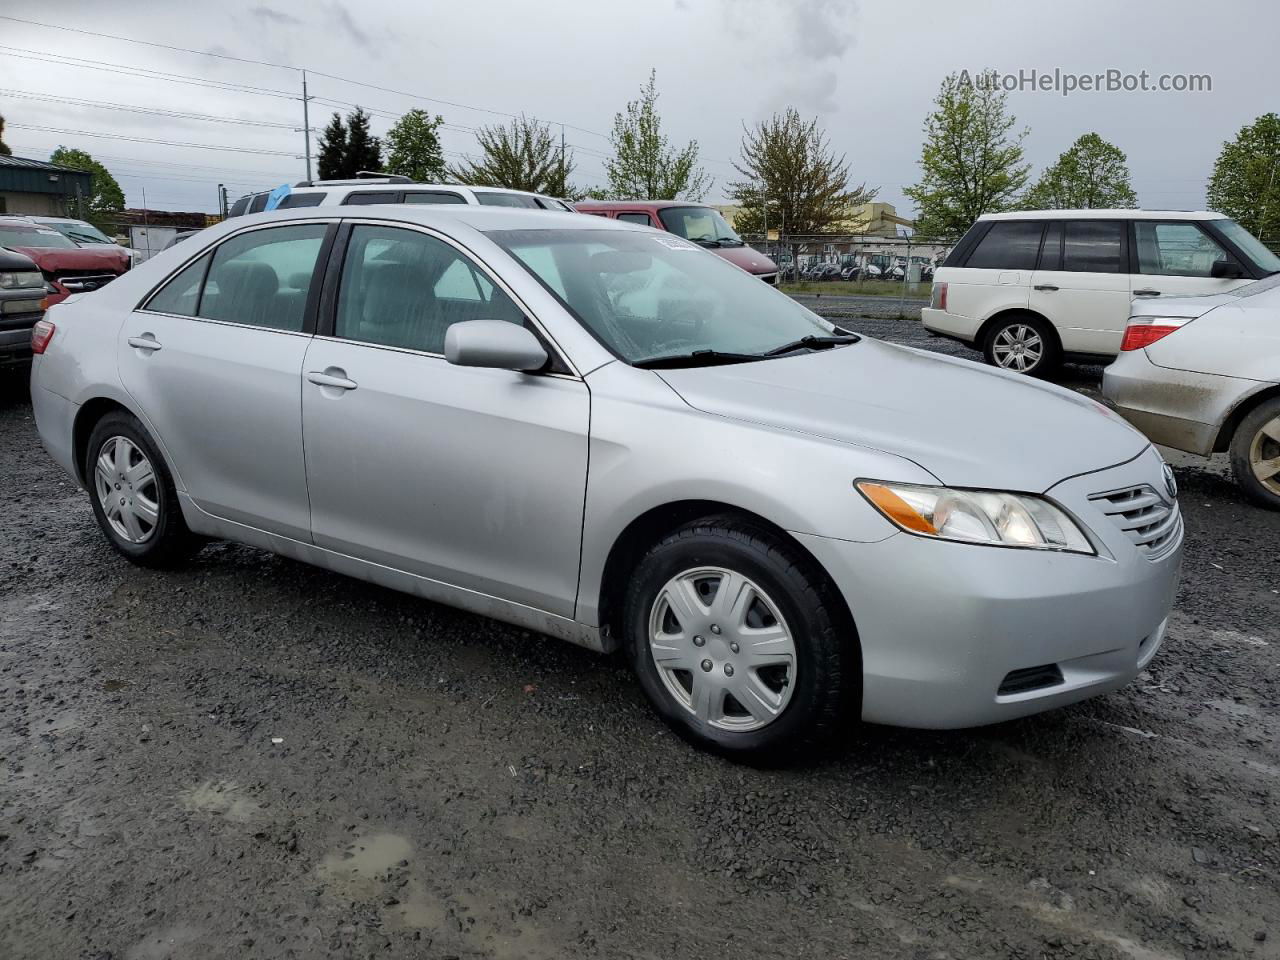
[574,200,779,283]
[0,217,130,306]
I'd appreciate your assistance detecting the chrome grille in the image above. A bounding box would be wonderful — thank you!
[1089,485,1181,559]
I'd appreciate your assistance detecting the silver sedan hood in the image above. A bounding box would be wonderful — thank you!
[657,339,1149,492]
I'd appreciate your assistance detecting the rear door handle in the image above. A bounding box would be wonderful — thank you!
[306,369,358,391]
[1133,288,1161,297]
[1033,284,1059,292]
[127,334,162,352]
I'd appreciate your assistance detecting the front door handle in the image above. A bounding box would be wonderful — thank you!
[306,368,358,391]
[1033,284,1059,292]
[127,334,162,352]
[1133,288,1161,297]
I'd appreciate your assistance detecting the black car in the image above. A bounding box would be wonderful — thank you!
[0,246,47,369]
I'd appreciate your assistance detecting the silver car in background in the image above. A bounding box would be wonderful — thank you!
[30,206,1182,759]
[1104,274,1280,509]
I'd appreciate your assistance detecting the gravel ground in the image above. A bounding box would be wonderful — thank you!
[2,310,1278,960]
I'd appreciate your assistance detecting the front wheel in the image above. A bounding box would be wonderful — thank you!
[622,516,857,762]
[982,314,1060,377]
[1229,397,1280,510]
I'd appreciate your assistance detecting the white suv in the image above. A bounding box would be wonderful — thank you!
[227,176,576,217]
[923,210,1275,375]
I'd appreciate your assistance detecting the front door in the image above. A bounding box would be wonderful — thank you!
[1029,219,1132,356]
[118,222,330,540]
[300,222,590,617]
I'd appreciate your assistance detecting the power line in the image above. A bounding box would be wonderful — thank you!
[0,87,298,129]
[8,124,299,157]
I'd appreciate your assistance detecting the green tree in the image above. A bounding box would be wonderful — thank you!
[729,107,877,237]
[1022,133,1137,210]
[385,109,447,183]
[601,70,710,200]
[1207,113,1280,250]
[317,112,348,180]
[345,107,382,175]
[448,115,578,196]
[904,70,1030,240]
[0,114,12,156]
[48,146,124,227]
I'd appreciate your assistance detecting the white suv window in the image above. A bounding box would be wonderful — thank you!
[964,221,1043,270]
[1135,222,1232,278]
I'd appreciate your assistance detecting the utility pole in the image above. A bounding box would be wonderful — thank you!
[300,69,314,183]
[217,183,228,219]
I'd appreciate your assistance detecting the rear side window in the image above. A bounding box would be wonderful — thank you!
[402,191,466,204]
[228,196,251,218]
[198,224,327,332]
[1063,221,1124,273]
[276,192,324,209]
[963,221,1044,270]
[144,254,210,316]
[617,212,654,226]
[342,191,399,206]
[334,224,524,354]
[475,192,540,208]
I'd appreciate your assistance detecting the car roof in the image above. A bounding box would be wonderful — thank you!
[980,209,1226,221]
[220,204,638,234]
[575,200,707,210]
[293,182,553,200]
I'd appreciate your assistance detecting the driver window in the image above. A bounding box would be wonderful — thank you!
[335,225,523,354]
[1135,222,1234,278]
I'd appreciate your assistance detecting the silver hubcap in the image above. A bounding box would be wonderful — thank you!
[1249,415,1280,495]
[93,436,159,544]
[647,566,797,732]
[993,324,1044,372]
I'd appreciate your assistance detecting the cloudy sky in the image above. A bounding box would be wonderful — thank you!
[1,0,1274,218]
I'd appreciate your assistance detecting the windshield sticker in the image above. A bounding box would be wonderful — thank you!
[652,236,698,251]
[36,230,62,236]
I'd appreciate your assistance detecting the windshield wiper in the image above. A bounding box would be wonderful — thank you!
[762,333,860,357]
[715,237,745,247]
[689,237,720,248]
[633,349,763,369]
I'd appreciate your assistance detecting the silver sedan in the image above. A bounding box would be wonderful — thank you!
[30,205,1182,759]
[1103,274,1280,509]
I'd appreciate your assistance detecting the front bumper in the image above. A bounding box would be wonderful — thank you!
[1102,349,1250,456]
[921,307,979,343]
[794,447,1182,729]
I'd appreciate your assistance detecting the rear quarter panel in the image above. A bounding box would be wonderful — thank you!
[1146,299,1280,383]
[936,266,1031,321]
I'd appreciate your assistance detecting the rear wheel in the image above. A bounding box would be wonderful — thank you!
[85,411,202,567]
[622,515,857,762]
[1229,397,1280,510]
[982,314,1060,377]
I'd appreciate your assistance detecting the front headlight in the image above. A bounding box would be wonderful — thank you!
[856,480,1094,554]
[0,271,44,290]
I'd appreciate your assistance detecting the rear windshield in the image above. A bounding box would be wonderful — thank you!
[0,224,78,249]
[1231,273,1280,298]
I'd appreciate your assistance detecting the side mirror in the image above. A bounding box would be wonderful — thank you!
[1211,258,1245,279]
[444,319,548,372]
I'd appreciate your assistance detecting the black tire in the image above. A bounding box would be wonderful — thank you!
[621,514,858,763]
[982,313,1061,377]
[85,411,202,568]
[1229,397,1280,510]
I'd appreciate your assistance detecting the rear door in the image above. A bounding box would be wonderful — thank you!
[119,222,333,540]
[299,221,590,616]
[945,219,1040,322]
[1029,219,1131,356]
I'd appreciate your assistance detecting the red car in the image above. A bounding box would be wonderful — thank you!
[0,218,130,306]
[574,200,778,283]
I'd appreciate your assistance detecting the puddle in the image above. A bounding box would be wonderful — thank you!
[316,832,414,900]
[177,780,263,823]
[102,678,134,692]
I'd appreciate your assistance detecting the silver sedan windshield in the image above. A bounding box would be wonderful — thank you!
[490,228,836,364]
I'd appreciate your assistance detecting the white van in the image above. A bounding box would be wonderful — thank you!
[227,176,576,217]
[922,210,1277,375]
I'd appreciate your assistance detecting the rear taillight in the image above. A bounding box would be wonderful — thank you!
[931,281,948,311]
[31,319,55,354]
[1120,317,1192,351]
